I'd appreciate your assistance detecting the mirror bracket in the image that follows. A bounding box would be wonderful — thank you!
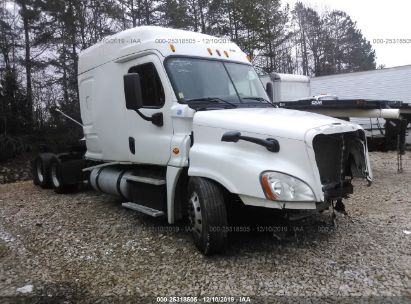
[134,110,163,127]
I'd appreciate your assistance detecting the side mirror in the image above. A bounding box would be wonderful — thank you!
[123,72,163,127]
[266,82,273,102]
[124,73,143,110]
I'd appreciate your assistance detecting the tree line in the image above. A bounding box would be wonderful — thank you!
[0,0,376,140]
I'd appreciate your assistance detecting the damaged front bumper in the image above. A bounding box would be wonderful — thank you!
[240,122,372,211]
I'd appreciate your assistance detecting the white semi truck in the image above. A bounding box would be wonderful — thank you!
[32,26,372,255]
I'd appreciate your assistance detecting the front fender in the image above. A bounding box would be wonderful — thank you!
[188,125,323,201]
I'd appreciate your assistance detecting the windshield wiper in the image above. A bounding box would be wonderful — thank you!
[241,97,276,107]
[184,97,237,108]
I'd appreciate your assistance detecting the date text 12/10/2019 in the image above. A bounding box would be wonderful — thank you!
[156,296,252,303]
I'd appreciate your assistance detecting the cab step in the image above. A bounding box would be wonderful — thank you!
[125,175,166,186]
[122,202,165,217]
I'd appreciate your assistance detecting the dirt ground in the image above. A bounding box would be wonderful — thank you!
[0,152,410,303]
[0,153,32,184]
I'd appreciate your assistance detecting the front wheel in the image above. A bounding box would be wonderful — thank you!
[187,177,228,255]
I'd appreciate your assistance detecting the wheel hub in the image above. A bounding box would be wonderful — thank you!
[188,192,202,237]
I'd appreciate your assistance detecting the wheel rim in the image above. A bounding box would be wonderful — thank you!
[36,160,44,183]
[51,162,60,188]
[188,191,202,237]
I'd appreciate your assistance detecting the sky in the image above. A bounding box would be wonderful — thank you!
[285,0,411,68]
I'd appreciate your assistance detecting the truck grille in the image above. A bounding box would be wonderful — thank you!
[313,133,346,185]
[313,132,354,199]
[313,131,368,182]
[312,131,367,199]
[313,134,345,185]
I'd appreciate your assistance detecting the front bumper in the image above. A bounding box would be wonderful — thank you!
[238,194,330,211]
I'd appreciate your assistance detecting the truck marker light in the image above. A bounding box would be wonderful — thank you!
[261,174,278,201]
[246,55,252,62]
[169,44,176,52]
[207,48,213,55]
[216,49,221,56]
[172,147,180,155]
[224,50,229,57]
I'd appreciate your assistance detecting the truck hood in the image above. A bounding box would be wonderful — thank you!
[193,108,358,140]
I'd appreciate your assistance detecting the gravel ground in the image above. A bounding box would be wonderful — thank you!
[0,154,32,184]
[0,152,410,303]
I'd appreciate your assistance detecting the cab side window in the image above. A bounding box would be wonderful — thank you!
[128,63,165,108]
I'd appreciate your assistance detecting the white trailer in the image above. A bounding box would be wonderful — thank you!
[32,26,372,255]
[310,66,411,143]
[310,65,411,103]
[261,69,411,149]
[260,73,311,103]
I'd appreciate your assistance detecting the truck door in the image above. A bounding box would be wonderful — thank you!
[124,54,173,165]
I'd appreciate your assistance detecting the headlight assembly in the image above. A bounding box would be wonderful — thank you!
[260,171,315,202]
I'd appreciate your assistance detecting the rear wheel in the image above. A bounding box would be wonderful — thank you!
[50,158,78,194]
[32,154,53,188]
[187,177,228,255]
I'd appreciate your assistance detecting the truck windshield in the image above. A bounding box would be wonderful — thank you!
[166,57,270,107]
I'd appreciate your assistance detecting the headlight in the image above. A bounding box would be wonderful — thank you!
[260,171,315,202]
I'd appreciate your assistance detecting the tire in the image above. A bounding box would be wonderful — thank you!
[187,177,228,255]
[50,158,78,194]
[32,153,54,188]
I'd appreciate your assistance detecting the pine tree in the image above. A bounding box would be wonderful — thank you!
[322,10,376,75]
[160,0,192,29]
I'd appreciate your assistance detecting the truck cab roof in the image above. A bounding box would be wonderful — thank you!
[78,26,249,75]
